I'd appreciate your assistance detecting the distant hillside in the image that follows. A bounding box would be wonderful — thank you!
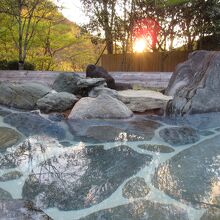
[0,4,104,72]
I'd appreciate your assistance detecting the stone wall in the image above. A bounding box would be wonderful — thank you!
[0,70,172,89]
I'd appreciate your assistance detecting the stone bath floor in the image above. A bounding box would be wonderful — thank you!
[0,106,219,220]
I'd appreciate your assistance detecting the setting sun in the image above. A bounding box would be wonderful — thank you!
[133,38,147,53]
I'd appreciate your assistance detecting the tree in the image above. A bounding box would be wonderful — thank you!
[133,0,220,52]
[31,17,101,71]
[0,0,57,69]
[80,0,117,54]
[0,1,103,71]
[0,14,17,60]
[133,0,178,51]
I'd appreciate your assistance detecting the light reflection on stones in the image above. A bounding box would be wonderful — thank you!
[122,177,150,199]
[22,145,152,210]
[153,135,220,208]
[0,111,219,219]
[0,136,63,170]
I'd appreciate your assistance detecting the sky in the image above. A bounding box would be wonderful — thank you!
[54,0,89,25]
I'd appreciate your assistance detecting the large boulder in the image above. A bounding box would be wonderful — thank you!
[22,145,152,210]
[0,136,63,169]
[36,92,78,113]
[52,72,105,96]
[0,82,50,110]
[52,72,82,94]
[165,51,208,96]
[118,90,172,113]
[166,50,220,115]
[86,64,116,89]
[68,94,133,119]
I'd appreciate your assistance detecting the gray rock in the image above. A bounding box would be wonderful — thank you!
[22,145,152,210]
[153,135,220,208]
[52,73,106,96]
[86,64,115,89]
[0,82,50,110]
[166,50,220,115]
[122,177,150,199]
[0,199,52,220]
[166,51,208,96]
[200,207,220,220]
[0,127,22,152]
[0,171,23,182]
[159,126,200,146]
[68,95,133,119]
[4,112,65,140]
[52,72,82,94]
[138,144,174,153]
[37,92,78,113]
[0,188,12,200]
[89,86,118,98]
[79,200,189,220]
[118,90,172,112]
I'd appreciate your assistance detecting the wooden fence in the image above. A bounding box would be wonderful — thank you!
[101,51,189,72]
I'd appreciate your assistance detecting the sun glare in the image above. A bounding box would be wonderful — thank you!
[133,38,147,53]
